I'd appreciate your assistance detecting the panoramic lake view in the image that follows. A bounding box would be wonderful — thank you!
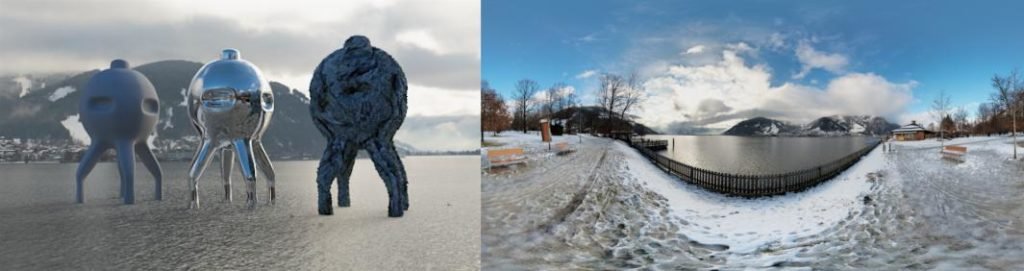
[646,135,880,174]
[0,157,481,270]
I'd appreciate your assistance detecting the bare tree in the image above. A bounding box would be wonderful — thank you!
[513,79,539,134]
[539,83,566,118]
[953,106,969,134]
[548,82,568,114]
[992,69,1020,159]
[565,91,579,109]
[618,71,646,124]
[930,89,951,148]
[597,73,626,134]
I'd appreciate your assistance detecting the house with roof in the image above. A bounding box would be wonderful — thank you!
[891,120,934,141]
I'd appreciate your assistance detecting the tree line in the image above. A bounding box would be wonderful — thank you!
[480,72,647,138]
[928,68,1023,159]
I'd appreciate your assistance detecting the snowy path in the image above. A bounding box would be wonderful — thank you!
[482,134,1024,269]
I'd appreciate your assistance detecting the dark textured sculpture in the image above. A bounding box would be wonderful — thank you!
[76,59,163,204]
[187,49,276,209]
[309,36,409,217]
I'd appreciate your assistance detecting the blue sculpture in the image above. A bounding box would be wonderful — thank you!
[186,49,276,209]
[310,36,409,217]
[76,59,162,204]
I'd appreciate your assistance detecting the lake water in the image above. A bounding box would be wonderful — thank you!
[0,157,480,270]
[648,135,878,174]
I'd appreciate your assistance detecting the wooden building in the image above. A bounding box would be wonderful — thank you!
[891,121,934,141]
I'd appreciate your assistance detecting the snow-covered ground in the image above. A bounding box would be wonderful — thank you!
[483,134,1024,269]
[482,131,582,165]
[620,139,880,254]
[891,135,1023,158]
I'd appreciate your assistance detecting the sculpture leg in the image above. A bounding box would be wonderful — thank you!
[188,140,216,209]
[135,142,163,201]
[336,144,358,207]
[316,140,349,215]
[366,139,407,217]
[76,141,109,203]
[253,141,276,204]
[233,139,258,209]
[114,140,136,204]
[221,148,234,202]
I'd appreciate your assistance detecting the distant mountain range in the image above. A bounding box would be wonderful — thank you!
[0,60,425,159]
[723,115,899,136]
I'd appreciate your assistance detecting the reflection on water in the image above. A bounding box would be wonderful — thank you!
[650,135,876,174]
[0,157,480,270]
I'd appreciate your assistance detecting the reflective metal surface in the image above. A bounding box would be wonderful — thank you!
[187,49,276,209]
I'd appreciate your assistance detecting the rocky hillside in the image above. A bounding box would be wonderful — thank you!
[723,115,898,136]
[802,115,899,136]
[722,117,800,136]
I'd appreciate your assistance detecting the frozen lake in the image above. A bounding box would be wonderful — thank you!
[0,157,480,270]
[649,135,878,174]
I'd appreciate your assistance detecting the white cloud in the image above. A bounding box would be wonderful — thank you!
[396,29,447,55]
[793,41,848,79]
[898,110,933,127]
[575,70,598,79]
[407,84,480,117]
[395,115,479,151]
[578,33,598,43]
[768,32,786,50]
[684,45,705,55]
[639,47,914,131]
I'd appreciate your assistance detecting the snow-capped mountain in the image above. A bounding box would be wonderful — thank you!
[802,115,899,136]
[722,117,800,136]
[0,60,418,159]
[723,115,898,136]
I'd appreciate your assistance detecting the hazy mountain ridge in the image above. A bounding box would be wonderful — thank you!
[723,117,800,136]
[0,60,425,159]
[723,115,898,136]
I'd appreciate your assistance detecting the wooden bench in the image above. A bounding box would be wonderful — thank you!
[554,142,575,155]
[487,148,527,168]
[941,145,967,161]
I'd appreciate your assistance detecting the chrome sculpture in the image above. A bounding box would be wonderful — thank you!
[310,36,409,217]
[76,59,162,204]
[187,49,276,209]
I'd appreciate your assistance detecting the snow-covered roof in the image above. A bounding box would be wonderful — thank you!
[891,122,928,133]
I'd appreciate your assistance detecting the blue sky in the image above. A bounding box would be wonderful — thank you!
[483,0,1024,133]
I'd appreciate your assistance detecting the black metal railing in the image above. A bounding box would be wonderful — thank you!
[630,138,669,151]
[630,138,880,197]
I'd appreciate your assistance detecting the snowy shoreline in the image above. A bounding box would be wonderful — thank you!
[483,132,1024,269]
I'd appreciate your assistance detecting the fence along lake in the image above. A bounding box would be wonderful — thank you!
[646,135,879,175]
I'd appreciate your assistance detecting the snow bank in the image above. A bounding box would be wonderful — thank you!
[616,140,880,254]
[60,114,90,144]
[48,86,75,101]
[892,135,1022,159]
[483,131,583,160]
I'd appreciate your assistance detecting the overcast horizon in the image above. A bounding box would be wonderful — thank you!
[0,0,481,151]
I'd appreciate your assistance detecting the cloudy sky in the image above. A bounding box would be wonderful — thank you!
[0,0,480,150]
[483,0,1024,134]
